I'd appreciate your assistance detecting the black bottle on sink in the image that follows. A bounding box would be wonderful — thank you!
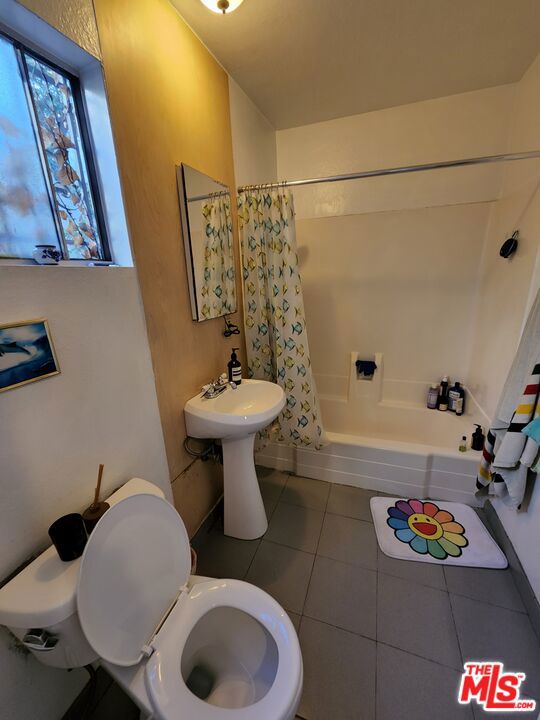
[228,347,242,385]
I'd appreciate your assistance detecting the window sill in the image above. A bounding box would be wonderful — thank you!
[0,259,119,267]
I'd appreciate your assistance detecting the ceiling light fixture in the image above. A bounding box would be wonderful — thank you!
[200,0,244,14]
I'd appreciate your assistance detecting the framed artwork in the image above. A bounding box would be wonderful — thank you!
[0,318,60,393]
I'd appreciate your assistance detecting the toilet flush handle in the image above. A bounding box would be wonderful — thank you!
[23,628,59,652]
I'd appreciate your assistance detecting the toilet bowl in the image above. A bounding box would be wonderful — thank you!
[0,480,302,720]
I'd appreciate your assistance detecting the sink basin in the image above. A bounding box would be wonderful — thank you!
[184,379,285,439]
[184,379,285,540]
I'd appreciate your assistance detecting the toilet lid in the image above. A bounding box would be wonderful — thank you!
[77,493,191,667]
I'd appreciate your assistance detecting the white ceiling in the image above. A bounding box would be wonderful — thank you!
[171,0,540,130]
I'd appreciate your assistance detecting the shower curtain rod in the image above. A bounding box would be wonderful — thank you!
[187,188,230,203]
[237,149,540,193]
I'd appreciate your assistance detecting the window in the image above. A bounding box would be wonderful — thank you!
[0,33,109,261]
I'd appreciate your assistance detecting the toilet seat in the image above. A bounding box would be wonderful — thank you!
[145,578,302,720]
[77,493,302,720]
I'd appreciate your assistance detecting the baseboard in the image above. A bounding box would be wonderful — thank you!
[484,500,540,642]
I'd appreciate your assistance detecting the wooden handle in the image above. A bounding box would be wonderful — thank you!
[93,464,104,507]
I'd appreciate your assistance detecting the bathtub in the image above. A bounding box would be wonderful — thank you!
[256,353,487,505]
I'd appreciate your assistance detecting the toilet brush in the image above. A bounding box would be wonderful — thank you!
[82,463,110,533]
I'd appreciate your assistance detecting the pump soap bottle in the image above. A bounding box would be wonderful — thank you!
[471,425,485,451]
[228,347,242,385]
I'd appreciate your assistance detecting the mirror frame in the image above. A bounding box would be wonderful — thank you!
[176,163,234,322]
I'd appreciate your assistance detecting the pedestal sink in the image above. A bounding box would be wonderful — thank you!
[184,379,285,539]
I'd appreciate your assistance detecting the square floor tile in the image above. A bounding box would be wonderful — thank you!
[298,617,376,720]
[318,513,377,570]
[89,681,140,720]
[326,484,376,521]
[265,502,324,553]
[304,555,376,638]
[378,573,462,670]
[450,593,540,700]
[258,468,287,518]
[246,540,314,614]
[377,644,473,719]
[192,528,260,580]
[281,475,330,510]
[63,668,113,720]
[257,466,288,490]
[444,566,525,613]
[377,548,446,590]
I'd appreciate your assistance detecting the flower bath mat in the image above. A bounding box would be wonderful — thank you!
[370,497,507,568]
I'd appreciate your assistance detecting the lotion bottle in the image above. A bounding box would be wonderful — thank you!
[228,347,242,385]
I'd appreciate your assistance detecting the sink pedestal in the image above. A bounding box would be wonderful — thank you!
[184,379,285,540]
[222,434,268,540]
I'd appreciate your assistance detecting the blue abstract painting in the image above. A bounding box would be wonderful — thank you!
[0,319,59,393]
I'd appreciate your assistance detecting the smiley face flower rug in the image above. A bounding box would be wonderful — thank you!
[370,497,507,569]
[387,499,468,559]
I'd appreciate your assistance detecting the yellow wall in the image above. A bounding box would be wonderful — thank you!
[93,0,244,534]
[19,0,101,58]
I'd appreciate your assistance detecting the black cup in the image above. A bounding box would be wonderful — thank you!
[48,513,88,561]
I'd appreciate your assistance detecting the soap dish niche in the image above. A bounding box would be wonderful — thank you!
[356,358,377,381]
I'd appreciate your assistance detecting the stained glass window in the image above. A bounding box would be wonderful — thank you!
[0,33,108,261]
[0,36,59,258]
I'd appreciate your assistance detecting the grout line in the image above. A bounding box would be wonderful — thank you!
[377,566,444,591]
[376,638,465,674]
[300,615,463,673]
[444,567,465,670]
[446,588,529,616]
[299,482,331,616]
[325,510,373,524]
[242,536,263,581]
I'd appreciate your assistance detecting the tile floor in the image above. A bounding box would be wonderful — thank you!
[66,469,540,720]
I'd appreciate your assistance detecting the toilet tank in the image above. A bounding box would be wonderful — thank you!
[0,478,165,668]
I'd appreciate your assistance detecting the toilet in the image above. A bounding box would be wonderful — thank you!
[0,479,303,720]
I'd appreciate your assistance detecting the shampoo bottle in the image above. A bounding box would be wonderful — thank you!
[228,347,242,385]
[438,376,449,411]
[448,381,466,415]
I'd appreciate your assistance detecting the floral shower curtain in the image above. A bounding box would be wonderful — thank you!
[199,195,236,320]
[238,188,325,449]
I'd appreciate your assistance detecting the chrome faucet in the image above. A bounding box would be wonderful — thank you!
[201,374,237,399]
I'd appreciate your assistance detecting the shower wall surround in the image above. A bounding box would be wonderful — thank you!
[276,85,515,408]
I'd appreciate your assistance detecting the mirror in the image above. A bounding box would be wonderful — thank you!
[177,164,236,322]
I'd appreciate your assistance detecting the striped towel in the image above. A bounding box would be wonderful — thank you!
[476,429,496,492]
[476,362,540,507]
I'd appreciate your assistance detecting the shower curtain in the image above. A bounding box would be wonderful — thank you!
[237,187,324,449]
[199,195,236,320]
